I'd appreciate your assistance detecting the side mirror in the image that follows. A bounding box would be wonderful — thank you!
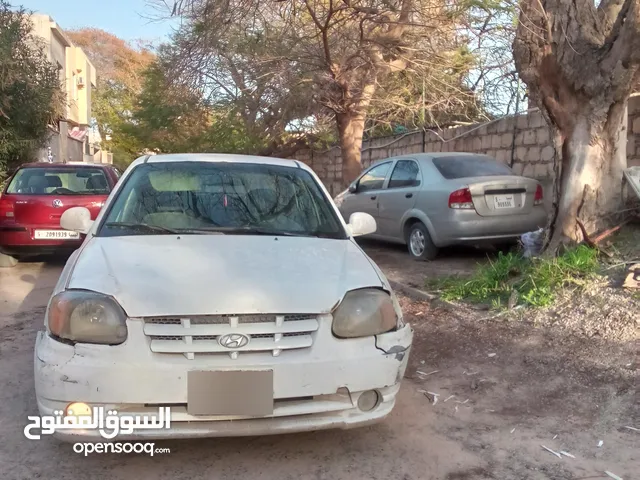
[348,182,358,194]
[347,212,377,237]
[60,207,93,234]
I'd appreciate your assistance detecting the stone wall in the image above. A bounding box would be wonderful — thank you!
[295,95,640,197]
[294,147,345,197]
[627,96,640,168]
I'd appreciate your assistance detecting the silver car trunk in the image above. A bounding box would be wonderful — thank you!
[467,175,539,217]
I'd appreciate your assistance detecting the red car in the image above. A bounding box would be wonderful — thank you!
[0,162,120,267]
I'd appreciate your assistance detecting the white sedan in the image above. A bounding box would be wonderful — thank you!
[34,153,413,440]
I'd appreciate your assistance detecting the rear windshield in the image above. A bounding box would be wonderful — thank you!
[432,155,513,179]
[6,167,110,195]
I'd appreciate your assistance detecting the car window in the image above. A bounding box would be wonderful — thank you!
[5,167,110,195]
[99,162,346,239]
[112,167,122,178]
[358,162,391,192]
[432,155,512,179]
[388,160,420,188]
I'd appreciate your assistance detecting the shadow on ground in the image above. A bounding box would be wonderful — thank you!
[357,238,494,289]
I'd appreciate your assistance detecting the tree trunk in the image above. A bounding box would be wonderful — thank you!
[547,100,627,250]
[337,112,367,185]
[512,0,640,253]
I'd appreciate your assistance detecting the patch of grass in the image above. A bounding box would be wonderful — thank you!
[428,245,599,308]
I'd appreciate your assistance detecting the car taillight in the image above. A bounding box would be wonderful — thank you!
[0,195,13,219]
[534,184,544,206]
[449,188,474,209]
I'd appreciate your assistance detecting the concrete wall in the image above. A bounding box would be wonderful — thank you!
[65,46,97,126]
[626,97,640,168]
[35,124,88,163]
[31,14,67,69]
[29,14,98,164]
[67,137,84,162]
[294,96,640,197]
[30,14,96,130]
[87,150,113,164]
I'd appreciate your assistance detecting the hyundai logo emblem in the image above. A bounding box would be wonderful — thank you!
[52,199,63,208]
[218,333,250,349]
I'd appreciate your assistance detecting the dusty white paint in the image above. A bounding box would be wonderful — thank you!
[34,153,413,440]
[346,211,377,237]
[60,207,93,234]
[65,235,387,317]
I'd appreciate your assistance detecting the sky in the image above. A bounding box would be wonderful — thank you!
[18,0,178,43]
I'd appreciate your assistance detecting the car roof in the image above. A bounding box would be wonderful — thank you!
[17,162,112,169]
[412,152,492,160]
[142,153,304,169]
[373,152,493,164]
[420,152,490,158]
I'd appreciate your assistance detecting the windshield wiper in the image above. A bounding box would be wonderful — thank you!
[183,226,303,237]
[104,222,179,234]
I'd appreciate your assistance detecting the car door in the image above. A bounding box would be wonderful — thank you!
[339,162,392,227]
[376,159,421,240]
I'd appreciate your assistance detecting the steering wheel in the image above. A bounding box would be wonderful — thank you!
[50,187,75,194]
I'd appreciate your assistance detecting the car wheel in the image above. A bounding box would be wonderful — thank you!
[407,222,438,261]
[0,252,18,268]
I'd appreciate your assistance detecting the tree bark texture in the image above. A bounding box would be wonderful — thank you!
[513,0,640,249]
[337,112,367,185]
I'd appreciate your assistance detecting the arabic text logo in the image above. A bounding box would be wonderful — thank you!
[23,406,171,440]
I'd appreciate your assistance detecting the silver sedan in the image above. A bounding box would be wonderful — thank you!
[334,152,547,260]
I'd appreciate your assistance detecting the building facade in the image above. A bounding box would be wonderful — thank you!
[30,14,111,164]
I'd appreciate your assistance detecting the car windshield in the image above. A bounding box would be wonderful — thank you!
[98,162,346,239]
[432,155,513,179]
[6,167,110,195]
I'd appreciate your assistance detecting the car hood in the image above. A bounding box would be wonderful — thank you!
[67,235,384,317]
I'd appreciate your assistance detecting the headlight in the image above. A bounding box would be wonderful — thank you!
[47,290,127,345]
[332,288,398,338]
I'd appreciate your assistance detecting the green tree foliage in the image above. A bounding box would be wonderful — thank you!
[67,28,155,168]
[69,29,266,167]
[152,0,490,183]
[130,61,210,153]
[156,23,321,157]
[131,56,267,156]
[0,2,64,180]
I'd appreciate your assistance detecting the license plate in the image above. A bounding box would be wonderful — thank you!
[187,370,274,416]
[493,195,515,209]
[34,229,80,240]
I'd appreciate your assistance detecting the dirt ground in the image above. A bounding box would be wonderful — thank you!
[358,238,490,288]
[0,249,638,480]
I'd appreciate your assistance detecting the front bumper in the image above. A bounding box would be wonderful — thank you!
[34,321,412,440]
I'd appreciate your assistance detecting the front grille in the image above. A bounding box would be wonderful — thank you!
[143,314,319,359]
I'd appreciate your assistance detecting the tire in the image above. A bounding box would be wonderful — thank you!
[0,252,18,268]
[406,222,438,261]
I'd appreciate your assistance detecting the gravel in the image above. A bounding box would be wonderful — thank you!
[516,278,639,342]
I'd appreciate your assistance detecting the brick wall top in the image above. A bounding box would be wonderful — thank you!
[295,99,640,195]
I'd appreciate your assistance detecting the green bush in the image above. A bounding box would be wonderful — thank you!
[0,2,64,175]
[428,245,599,308]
